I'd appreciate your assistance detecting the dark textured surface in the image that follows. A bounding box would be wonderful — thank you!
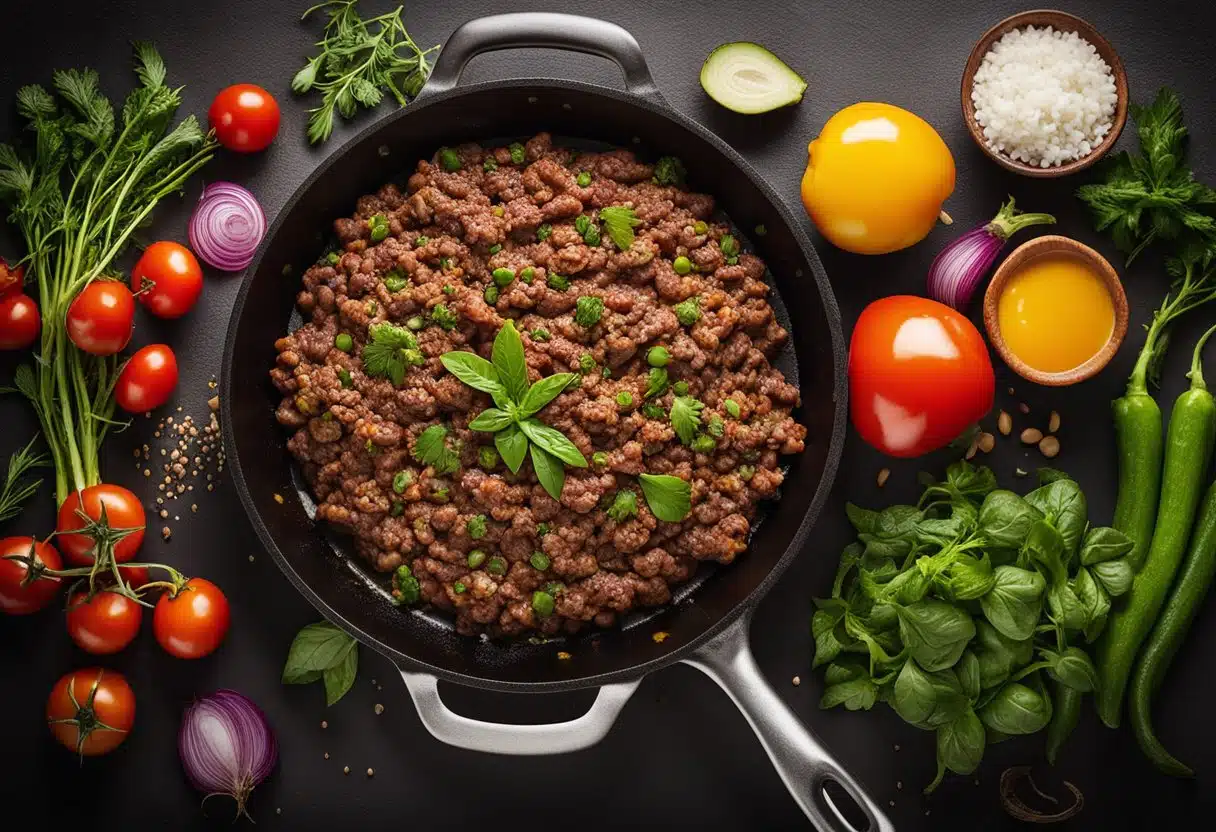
[0,0,1213,828]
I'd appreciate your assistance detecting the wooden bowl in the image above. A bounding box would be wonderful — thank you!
[983,235,1128,386]
[961,9,1128,178]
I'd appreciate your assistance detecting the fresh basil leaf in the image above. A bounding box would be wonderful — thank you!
[491,319,530,402]
[978,490,1044,549]
[495,422,528,474]
[980,565,1046,641]
[468,407,513,432]
[1092,557,1134,597]
[439,350,505,397]
[1080,526,1135,565]
[957,649,981,701]
[530,443,566,501]
[638,473,691,522]
[1037,467,1072,486]
[939,553,996,601]
[1025,479,1087,557]
[978,682,1052,735]
[820,677,879,711]
[915,503,978,546]
[878,567,931,606]
[823,660,868,687]
[945,460,998,501]
[812,609,845,669]
[1047,582,1088,631]
[1022,519,1068,584]
[283,621,356,683]
[876,505,923,538]
[322,642,359,705]
[973,620,1025,691]
[518,373,578,417]
[859,533,913,561]
[283,668,323,685]
[895,599,976,672]
[892,659,969,729]
[831,542,863,598]
[1073,567,1111,643]
[927,708,985,793]
[1042,646,1099,693]
[845,503,880,535]
[519,418,587,467]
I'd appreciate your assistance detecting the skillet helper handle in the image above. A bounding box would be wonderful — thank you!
[420,12,662,99]
[399,670,640,755]
[684,612,895,832]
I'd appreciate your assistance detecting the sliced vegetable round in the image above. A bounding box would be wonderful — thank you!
[700,42,807,115]
[209,84,281,153]
[0,536,62,615]
[189,182,266,272]
[66,281,135,356]
[0,292,39,350]
[132,241,204,319]
[115,344,179,413]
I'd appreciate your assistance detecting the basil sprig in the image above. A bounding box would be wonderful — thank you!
[282,621,359,706]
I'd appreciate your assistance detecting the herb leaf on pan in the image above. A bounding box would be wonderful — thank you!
[283,621,360,705]
[294,0,439,144]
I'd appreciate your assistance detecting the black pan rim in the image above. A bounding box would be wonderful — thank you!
[221,75,848,694]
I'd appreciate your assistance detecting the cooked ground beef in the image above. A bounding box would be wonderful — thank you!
[271,133,807,637]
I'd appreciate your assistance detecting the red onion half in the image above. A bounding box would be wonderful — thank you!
[189,182,266,272]
[927,197,1055,310]
[179,690,277,821]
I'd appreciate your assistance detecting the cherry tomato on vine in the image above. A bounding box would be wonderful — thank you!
[154,577,230,659]
[0,257,24,297]
[0,292,39,350]
[133,242,203,319]
[66,280,135,356]
[849,295,994,458]
[114,344,178,413]
[209,84,280,153]
[66,590,143,655]
[57,484,147,566]
[47,667,135,757]
[0,536,63,615]
[118,564,150,592]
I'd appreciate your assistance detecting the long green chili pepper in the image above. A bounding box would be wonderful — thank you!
[1045,682,1083,765]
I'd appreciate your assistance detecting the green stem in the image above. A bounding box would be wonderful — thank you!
[987,196,1057,240]
[1187,323,1216,391]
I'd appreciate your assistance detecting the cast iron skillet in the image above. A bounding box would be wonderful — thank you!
[222,13,889,832]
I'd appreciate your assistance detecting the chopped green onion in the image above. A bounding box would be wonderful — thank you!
[484,285,499,304]
[406,316,424,331]
[691,435,716,453]
[442,284,455,295]
[483,157,498,172]
[390,500,404,516]
[537,224,552,241]
[531,328,551,342]
[393,471,412,494]
[579,354,597,375]
[467,515,487,540]
[547,273,569,291]
[675,296,701,326]
[326,251,341,265]
[385,274,407,292]
[489,243,502,255]
[454,581,467,594]
[642,402,665,420]
[368,214,389,243]
[592,451,608,467]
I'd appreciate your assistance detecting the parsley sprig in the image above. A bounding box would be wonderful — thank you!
[362,322,424,385]
[440,321,586,499]
[0,437,49,523]
[412,424,460,475]
[293,0,439,144]
[600,206,642,251]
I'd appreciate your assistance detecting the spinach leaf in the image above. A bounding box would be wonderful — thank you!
[1080,526,1135,565]
[939,553,996,601]
[1042,646,1099,693]
[973,620,1035,690]
[978,490,1044,549]
[1025,478,1087,556]
[891,659,969,729]
[823,660,867,687]
[878,567,930,605]
[859,533,913,561]
[876,505,923,537]
[957,649,981,701]
[927,708,985,794]
[845,503,880,535]
[978,682,1052,735]
[1047,581,1088,631]
[1037,467,1072,486]
[820,677,879,711]
[895,599,976,672]
[945,460,998,501]
[1073,567,1111,642]
[844,612,905,672]
[1093,557,1134,597]
[980,565,1046,640]
[811,608,845,669]
[831,542,863,598]
[1022,519,1068,585]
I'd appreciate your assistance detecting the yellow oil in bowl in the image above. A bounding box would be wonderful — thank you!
[997,252,1114,374]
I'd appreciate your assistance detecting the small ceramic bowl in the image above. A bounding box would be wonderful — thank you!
[983,235,1128,386]
[961,9,1128,178]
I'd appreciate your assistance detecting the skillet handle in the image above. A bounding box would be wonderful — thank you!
[399,670,640,754]
[419,13,662,100]
[683,612,895,832]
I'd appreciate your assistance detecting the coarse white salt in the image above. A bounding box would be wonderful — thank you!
[971,25,1117,168]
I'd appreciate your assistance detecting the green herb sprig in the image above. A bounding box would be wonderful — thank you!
[293,0,439,144]
[600,205,642,251]
[0,437,49,523]
[282,621,359,705]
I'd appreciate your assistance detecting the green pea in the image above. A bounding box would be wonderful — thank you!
[673,256,692,275]
[326,251,341,265]
[693,221,708,235]
[468,550,487,569]
[393,471,411,494]
[483,157,498,172]
[530,551,551,571]
[454,581,467,594]
[647,346,671,367]
[616,391,633,408]
[439,147,462,171]
[691,435,716,453]
[532,590,555,617]
[406,316,425,331]
[520,267,535,284]
[576,171,592,187]
[725,399,741,419]
[484,285,500,305]
[493,267,516,287]
[673,381,689,396]
[592,451,607,467]
[338,369,353,388]
[487,556,508,577]
[509,142,526,164]
[334,333,353,352]
[489,243,502,255]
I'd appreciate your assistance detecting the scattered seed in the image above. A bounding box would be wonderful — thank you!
[248,555,255,562]
[208,396,220,411]
[367,768,374,777]
[1015,467,1028,477]
[977,432,996,453]
[889,800,895,807]
[143,469,151,477]
[159,509,168,519]
[998,410,1012,435]
[896,781,903,790]
[161,526,171,540]
[343,766,350,775]
[324,752,329,759]
[1049,410,1061,433]
[276,808,282,816]
[1040,435,1061,458]
[1018,402,1030,415]
[374,703,384,715]
[792,676,801,686]
[557,651,572,660]
[893,744,900,752]
[876,468,890,488]
[273,492,285,504]
[1020,428,1044,445]
[652,631,670,644]
[191,504,198,513]
[965,436,978,460]
[1007,386,1015,396]
[321,720,328,729]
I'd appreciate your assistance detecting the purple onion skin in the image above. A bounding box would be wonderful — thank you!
[179,689,277,821]
[927,225,1008,310]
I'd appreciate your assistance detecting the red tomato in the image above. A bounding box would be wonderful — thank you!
[114,344,178,413]
[57,484,147,566]
[209,84,280,153]
[0,257,24,297]
[47,668,135,757]
[66,281,135,356]
[0,537,63,615]
[66,590,143,655]
[154,577,230,659]
[849,296,994,458]
[133,242,203,319]
[0,292,39,350]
